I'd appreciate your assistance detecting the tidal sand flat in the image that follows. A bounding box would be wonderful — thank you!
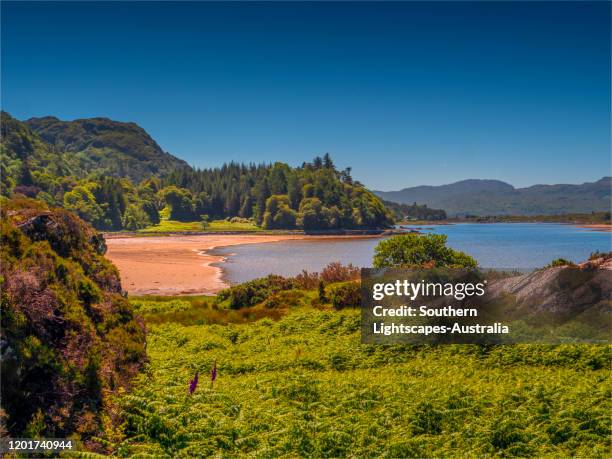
[105,234,378,295]
[105,234,308,296]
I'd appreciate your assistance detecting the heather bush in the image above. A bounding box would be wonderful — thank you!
[294,262,360,289]
[320,261,360,283]
[215,275,297,309]
[326,281,361,310]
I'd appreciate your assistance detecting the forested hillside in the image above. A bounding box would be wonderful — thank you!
[1,112,393,231]
[26,116,189,182]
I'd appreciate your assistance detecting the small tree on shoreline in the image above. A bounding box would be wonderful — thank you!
[200,214,210,230]
[373,233,477,268]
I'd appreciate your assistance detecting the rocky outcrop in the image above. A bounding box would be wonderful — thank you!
[1,202,146,450]
[15,211,107,256]
[488,254,612,316]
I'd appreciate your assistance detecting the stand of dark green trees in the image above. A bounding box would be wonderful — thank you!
[162,155,394,230]
[383,200,447,221]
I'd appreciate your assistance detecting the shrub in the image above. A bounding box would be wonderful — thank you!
[294,269,320,289]
[200,214,209,230]
[320,261,360,283]
[294,262,360,289]
[229,216,252,224]
[264,289,307,309]
[326,281,361,310]
[546,258,577,268]
[373,233,477,268]
[216,275,297,309]
[589,250,612,261]
[318,281,326,302]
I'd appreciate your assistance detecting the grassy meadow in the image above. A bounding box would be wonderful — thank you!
[138,218,262,234]
[107,294,611,457]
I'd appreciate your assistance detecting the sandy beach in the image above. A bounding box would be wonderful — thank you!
[105,234,312,296]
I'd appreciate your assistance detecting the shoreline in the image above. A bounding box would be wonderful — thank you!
[105,233,383,296]
[576,224,612,232]
[407,221,612,232]
[103,228,400,238]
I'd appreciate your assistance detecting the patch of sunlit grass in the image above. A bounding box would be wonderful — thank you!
[138,219,262,233]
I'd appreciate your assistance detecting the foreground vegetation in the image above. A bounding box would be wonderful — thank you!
[3,199,609,457]
[109,241,610,457]
[109,297,611,457]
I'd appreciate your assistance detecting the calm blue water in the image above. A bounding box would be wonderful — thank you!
[213,224,612,284]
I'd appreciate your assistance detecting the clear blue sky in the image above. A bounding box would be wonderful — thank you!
[2,1,610,190]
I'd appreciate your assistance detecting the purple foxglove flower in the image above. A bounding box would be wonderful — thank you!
[211,361,217,383]
[189,371,199,395]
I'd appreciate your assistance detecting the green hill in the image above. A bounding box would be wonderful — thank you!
[1,112,188,188]
[1,111,74,192]
[26,115,189,182]
[375,178,612,216]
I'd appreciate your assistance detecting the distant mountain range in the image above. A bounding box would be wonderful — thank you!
[374,178,611,216]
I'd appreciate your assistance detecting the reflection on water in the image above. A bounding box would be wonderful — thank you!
[212,223,612,285]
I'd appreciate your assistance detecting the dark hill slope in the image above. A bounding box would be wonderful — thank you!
[1,111,189,190]
[0,200,146,448]
[375,177,611,216]
[26,115,188,182]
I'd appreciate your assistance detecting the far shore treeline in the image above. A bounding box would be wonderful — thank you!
[1,112,400,231]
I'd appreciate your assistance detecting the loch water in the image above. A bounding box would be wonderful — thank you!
[212,223,612,285]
